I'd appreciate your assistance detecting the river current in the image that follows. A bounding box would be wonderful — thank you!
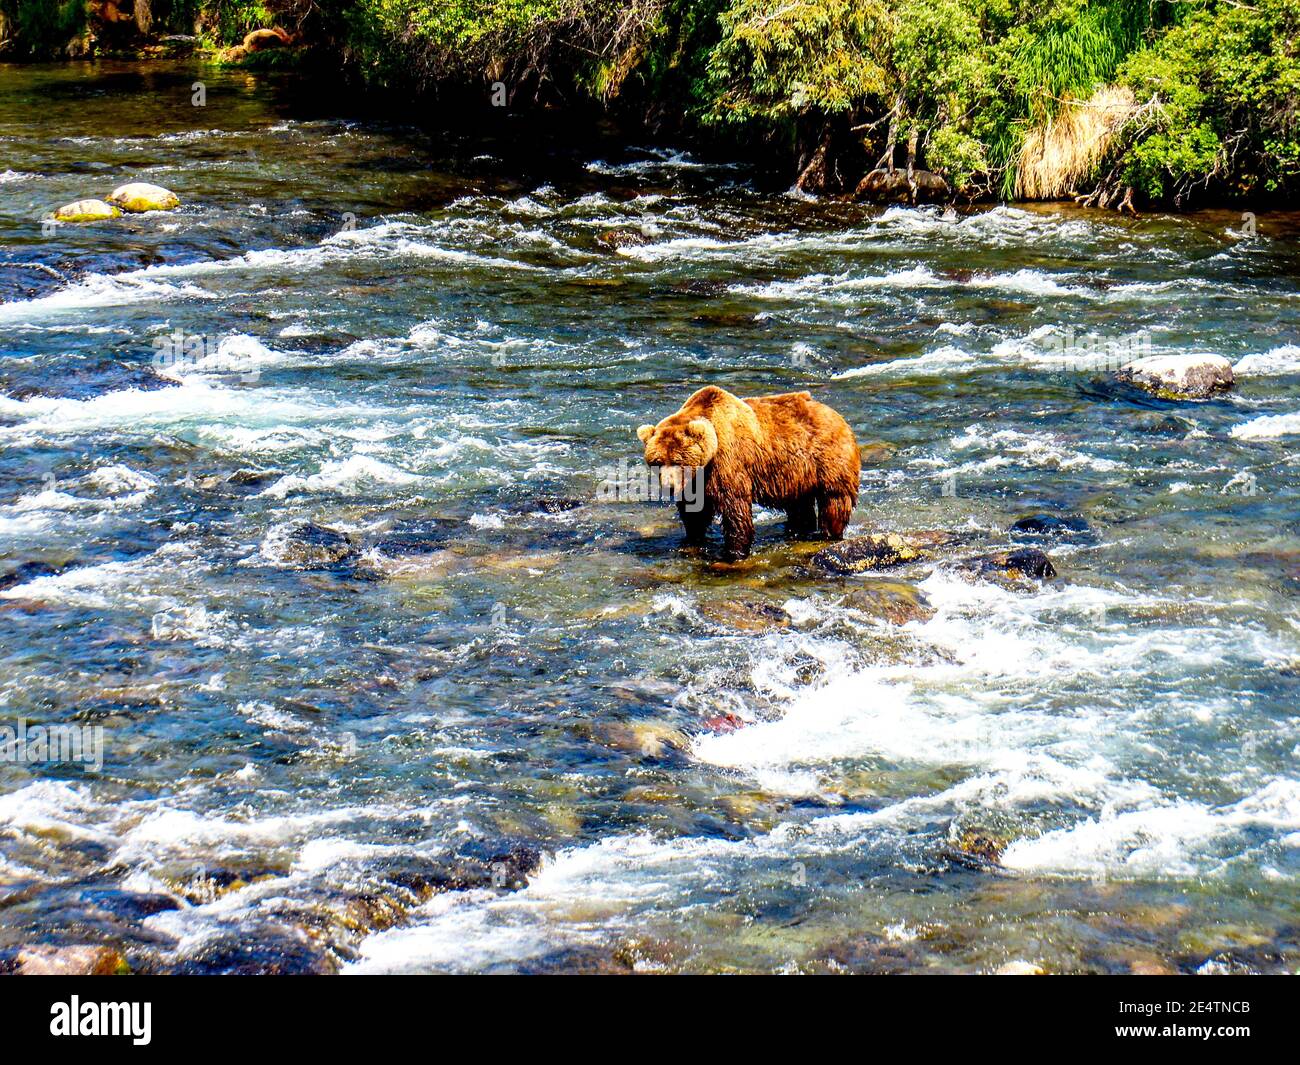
[1,62,1298,974]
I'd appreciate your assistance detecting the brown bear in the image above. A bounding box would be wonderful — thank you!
[637,385,860,560]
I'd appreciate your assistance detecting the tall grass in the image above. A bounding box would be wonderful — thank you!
[999,1,1156,197]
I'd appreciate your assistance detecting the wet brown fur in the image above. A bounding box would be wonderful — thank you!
[638,385,860,560]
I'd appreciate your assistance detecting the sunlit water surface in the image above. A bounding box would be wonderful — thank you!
[1,62,1298,974]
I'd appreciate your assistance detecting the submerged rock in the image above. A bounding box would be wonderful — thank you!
[842,581,934,624]
[52,199,120,223]
[812,533,921,574]
[597,229,649,250]
[263,522,357,569]
[698,598,792,632]
[594,721,691,759]
[1115,354,1234,399]
[518,496,584,515]
[358,547,465,583]
[994,960,1045,975]
[106,182,180,213]
[0,560,64,592]
[857,441,897,466]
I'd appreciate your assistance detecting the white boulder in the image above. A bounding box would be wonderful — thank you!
[1117,354,1234,398]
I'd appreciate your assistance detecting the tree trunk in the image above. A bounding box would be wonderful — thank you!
[134,0,152,35]
[905,126,918,202]
[795,127,833,194]
[880,99,900,173]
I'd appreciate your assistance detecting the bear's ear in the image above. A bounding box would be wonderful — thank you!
[686,418,718,458]
[686,418,717,444]
[636,424,654,444]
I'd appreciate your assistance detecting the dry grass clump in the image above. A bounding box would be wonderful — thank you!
[1016,85,1138,200]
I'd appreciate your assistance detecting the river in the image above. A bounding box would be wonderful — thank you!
[1,60,1298,974]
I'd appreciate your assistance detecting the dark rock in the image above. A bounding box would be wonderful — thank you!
[0,561,62,592]
[1010,514,1090,538]
[812,533,921,574]
[521,946,635,974]
[382,846,543,897]
[371,534,452,557]
[79,888,181,920]
[227,468,281,488]
[2,362,177,402]
[265,522,356,569]
[660,279,729,298]
[534,496,584,515]
[975,548,1056,581]
[173,933,335,975]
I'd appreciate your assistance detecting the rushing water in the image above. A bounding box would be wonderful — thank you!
[1,61,1298,974]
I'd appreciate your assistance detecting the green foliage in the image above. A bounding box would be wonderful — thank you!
[334,1,660,94]
[1005,1,1153,122]
[1119,0,1300,201]
[1,0,1293,204]
[203,0,273,42]
[0,0,86,57]
[706,0,894,122]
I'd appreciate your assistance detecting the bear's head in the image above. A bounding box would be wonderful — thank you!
[636,415,718,493]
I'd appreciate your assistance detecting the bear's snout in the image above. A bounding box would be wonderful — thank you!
[654,464,688,494]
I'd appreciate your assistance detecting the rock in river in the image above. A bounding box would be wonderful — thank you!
[0,560,63,592]
[1115,354,1234,399]
[812,533,922,574]
[973,548,1057,581]
[854,168,949,204]
[597,229,649,250]
[262,522,357,569]
[842,581,934,624]
[52,199,121,222]
[106,182,181,213]
[1010,513,1090,538]
[698,598,792,632]
[6,944,127,976]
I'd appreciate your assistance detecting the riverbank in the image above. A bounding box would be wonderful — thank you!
[4,1,1298,212]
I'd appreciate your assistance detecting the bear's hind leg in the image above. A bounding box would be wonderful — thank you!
[785,494,818,538]
[720,498,755,560]
[678,498,715,546]
[817,491,854,541]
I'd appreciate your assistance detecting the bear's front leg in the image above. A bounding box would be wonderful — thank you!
[720,498,755,560]
[677,498,715,545]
